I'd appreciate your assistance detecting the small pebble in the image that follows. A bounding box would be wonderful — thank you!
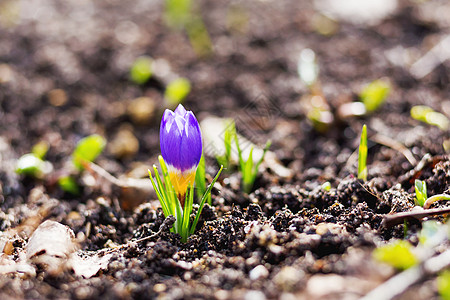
[127,97,155,125]
[47,89,68,106]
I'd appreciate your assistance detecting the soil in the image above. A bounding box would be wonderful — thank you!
[0,0,450,299]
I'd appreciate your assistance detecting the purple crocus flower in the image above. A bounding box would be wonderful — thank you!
[160,104,202,198]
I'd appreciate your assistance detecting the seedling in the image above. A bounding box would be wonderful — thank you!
[16,141,52,179]
[164,77,191,106]
[164,0,212,57]
[438,270,450,300]
[235,135,271,194]
[72,134,106,171]
[373,240,418,270]
[321,181,331,192]
[357,124,368,181]
[359,79,390,112]
[216,121,235,170]
[16,153,51,179]
[58,176,80,196]
[130,56,153,85]
[164,0,192,29]
[414,179,427,207]
[411,105,449,131]
[31,141,49,160]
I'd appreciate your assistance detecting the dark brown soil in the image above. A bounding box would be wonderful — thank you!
[0,0,449,299]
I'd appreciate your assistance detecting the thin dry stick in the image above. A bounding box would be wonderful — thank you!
[371,133,417,166]
[361,249,450,300]
[382,206,450,228]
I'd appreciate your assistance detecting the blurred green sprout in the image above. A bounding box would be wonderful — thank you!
[164,0,192,29]
[164,0,212,57]
[16,153,51,179]
[235,135,270,194]
[16,141,52,179]
[410,105,449,131]
[414,179,427,207]
[359,79,390,112]
[357,124,368,181]
[373,240,418,270]
[130,56,153,85]
[58,176,80,196]
[216,121,235,171]
[164,77,191,106]
[438,270,450,300]
[72,134,106,171]
[321,181,331,192]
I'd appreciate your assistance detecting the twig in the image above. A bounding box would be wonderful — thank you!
[371,133,417,166]
[382,206,450,228]
[102,216,176,254]
[361,249,450,300]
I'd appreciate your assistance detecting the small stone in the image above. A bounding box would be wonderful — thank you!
[3,241,13,255]
[153,283,166,293]
[244,290,266,300]
[108,125,139,159]
[273,266,304,292]
[47,89,68,106]
[0,64,13,83]
[249,265,269,280]
[127,97,155,125]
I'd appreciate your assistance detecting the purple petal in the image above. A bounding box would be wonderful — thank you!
[179,112,202,170]
[159,105,202,172]
[161,109,175,134]
[174,104,187,117]
[160,116,182,168]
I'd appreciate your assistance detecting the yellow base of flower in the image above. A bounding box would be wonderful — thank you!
[169,170,196,197]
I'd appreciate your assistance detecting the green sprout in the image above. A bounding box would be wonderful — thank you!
[58,176,80,196]
[194,154,211,205]
[373,240,418,270]
[164,0,192,29]
[130,56,153,85]
[359,79,390,112]
[164,78,191,106]
[414,179,450,209]
[414,179,427,207]
[72,134,106,171]
[16,153,51,179]
[410,105,449,131]
[31,141,49,160]
[16,141,52,179]
[235,135,270,194]
[164,0,212,57]
[149,156,223,242]
[357,124,368,181]
[216,121,235,170]
[438,270,450,300]
[321,181,331,192]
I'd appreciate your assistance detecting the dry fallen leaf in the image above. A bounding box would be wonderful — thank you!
[26,220,77,274]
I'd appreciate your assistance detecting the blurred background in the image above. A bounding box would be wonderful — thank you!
[0,0,449,187]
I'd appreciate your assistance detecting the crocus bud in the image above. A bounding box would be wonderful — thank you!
[160,104,202,200]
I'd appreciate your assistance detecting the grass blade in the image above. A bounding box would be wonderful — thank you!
[190,165,223,235]
[358,124,368,181]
